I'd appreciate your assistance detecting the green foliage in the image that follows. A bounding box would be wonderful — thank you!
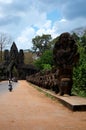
[34,50,53,70]
[72,39,86,97]
[80,33,86,47]
[32,32,86,97]
[34,58,42,69]
[72,32,80,41]
[32,34,52,55]
[42,64,52,71]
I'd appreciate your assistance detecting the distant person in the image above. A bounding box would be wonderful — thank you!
[8,78,13,92]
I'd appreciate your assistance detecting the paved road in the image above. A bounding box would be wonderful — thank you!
[0,81,18,94]
[0,80,86,130]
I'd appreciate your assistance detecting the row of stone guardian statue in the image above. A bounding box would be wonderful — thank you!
[27,32,79,96]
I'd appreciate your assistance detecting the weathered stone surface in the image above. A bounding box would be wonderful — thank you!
[27,32,80,96]
[53,32,79,95]
[0,42,37,80]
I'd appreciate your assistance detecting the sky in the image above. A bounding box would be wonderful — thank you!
[0,0,86,50]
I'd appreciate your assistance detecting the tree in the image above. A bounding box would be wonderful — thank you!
[72,32,80,42]
[34,50,54,70]
[0,32,12,62]
[72,40,86,97]
[80,34,86,48]
[32,34,52,56]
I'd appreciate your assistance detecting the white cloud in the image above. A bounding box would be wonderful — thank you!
[36,20,58,38]
[15,16,86,50]
[16,19,58,49]
[0,0,12,4]
[16,27,35,50]
[59,18,67,23]
[0,0,86,50]
[53,17,86,35]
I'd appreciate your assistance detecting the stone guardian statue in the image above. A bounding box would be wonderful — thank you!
[53,32,79,95]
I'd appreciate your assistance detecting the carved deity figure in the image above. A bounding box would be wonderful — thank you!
[53,32,79,95]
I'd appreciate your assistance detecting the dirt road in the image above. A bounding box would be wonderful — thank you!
[0,80,86,130]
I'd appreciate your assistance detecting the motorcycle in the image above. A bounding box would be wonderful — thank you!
[8,84,13,92]
[8,79,13,92]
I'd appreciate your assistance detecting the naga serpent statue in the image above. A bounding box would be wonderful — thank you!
[53,32,79,96]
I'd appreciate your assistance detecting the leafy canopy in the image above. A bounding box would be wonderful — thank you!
[32,34,52,56]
